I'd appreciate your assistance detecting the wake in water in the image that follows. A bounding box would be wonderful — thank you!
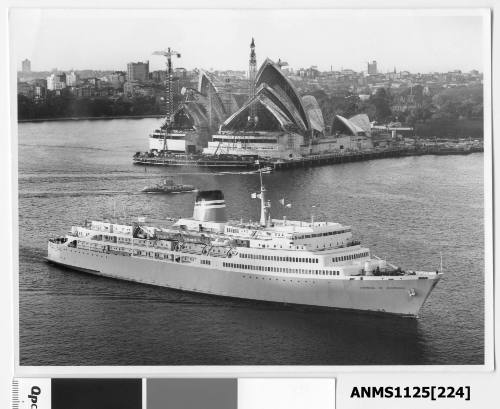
[18,169,267,182]
[19,143,111,152]
[19,190,142,199]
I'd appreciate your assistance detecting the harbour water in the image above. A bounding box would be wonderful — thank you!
[18,118,485,366]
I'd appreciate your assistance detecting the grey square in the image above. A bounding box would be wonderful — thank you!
[147,378,237,409]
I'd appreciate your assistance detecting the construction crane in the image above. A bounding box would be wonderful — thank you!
[247,38,258,129]
[152,48,181,158]
[153,48,181,130]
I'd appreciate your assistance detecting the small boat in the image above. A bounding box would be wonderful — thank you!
[260,166,273,173]
[141,177,196,193]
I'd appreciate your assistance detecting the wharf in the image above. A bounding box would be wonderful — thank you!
[133,154,257,168]
[133,145,483,170]
[267,145,483,170]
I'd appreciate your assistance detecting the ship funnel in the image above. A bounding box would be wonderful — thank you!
[193,190,227,222]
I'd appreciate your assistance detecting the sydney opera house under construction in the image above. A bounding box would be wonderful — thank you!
[143,39,378,163]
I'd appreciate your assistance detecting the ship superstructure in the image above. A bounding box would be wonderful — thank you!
[47,171,441,317]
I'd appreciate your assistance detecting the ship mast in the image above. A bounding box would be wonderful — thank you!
[258,167,270,227]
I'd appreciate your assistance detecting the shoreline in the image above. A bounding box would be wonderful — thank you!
[18,115,164,123]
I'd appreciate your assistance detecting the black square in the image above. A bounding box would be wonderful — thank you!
[52,379,142,409]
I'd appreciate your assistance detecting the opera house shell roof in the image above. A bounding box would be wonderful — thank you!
[172,70,237,134]
[332,114,371,137]
[222,58,325,135]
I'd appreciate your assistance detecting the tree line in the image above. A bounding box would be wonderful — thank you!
[18,95,162,120]
[309,84,483,138]
[18,84,483,138]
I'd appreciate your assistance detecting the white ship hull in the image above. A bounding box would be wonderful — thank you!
[47,243,440,317]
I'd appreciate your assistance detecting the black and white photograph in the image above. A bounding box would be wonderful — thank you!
[11,8,491,368]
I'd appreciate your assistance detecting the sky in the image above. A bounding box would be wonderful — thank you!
[10,9,487,73]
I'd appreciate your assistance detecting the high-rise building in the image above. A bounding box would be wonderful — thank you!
[22,59,31,73]
[107,71,126,88]
[46,73,67,91]
[66,71,80,86]
[367,60,377,75]
[127,61,149,82]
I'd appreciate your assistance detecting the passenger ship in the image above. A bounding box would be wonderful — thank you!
[47,173,442,317]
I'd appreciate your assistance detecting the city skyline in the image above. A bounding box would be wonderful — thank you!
[11,9,487,74]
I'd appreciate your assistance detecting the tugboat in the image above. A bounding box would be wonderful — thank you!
[141,177,196,194]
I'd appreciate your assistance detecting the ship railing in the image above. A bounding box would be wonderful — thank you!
[412,270,442,277]
[179,249,204,255]
[49,237,68,244]
[208,253,229,258]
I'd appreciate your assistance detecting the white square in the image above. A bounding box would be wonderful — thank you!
[238,378,335,409]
